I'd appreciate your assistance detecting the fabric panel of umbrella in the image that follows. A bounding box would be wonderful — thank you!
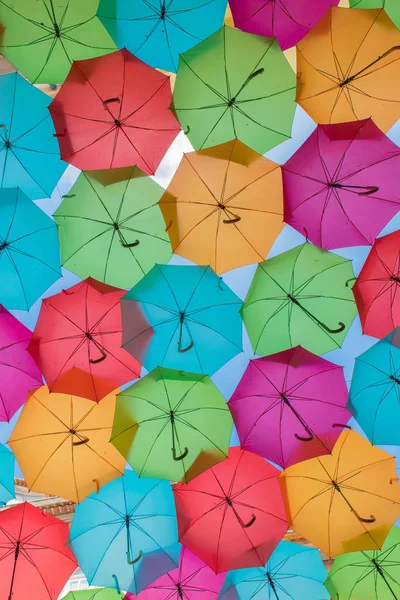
[63,590,124,600]
[0,443,15,506]
[350,0,400,29]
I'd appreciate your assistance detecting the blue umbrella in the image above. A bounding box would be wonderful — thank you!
[0,443,14,505]
[121,264,243,375]
[0,72,67,200]
[69,470,181,595]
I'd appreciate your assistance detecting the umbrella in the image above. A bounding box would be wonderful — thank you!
[121,264,243,375]
[9,385,125,503]
[69,469,180,594]
[158,139,284,274]
[282,119,400,250]
[0,72,67,200]
[54,167,172,289]
[0,305,42,422]
[279,429,400,558]
[219,540,329,600]
[28,277,141,402]
[0,502,77,600]
[174,446,288,573]
[228,346,351,469]
[97,0,227,73]
[0,444,15,506]
[350,0,400,29]
[171,26,296,154]
[296,7,400,131]
[111,367,233,483]
[0,188,61,311]
[49,48,181,175]
[64,591,124,600]
[241,242,357,357]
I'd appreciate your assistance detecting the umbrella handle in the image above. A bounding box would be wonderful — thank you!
[103,97,120,104]
[184,125,190,135]
[287,295,345,334]
[93,478,100,493]
[127,549,143,564]
[294,432,314,442]
[223,215,241,224]
[242,514,256,528]
[89,347,107,364]
[332,423,352,429]
[390,478,399,484]
[354,511,376,524]
[120,239,140,248]
[53,130,66,137]
[358,186,379,196]
[165,220,172,232]
[62,193,76,198]
[345,277,356,288]
[178,340,194,353]
[112,574,121,595]
[72,437,89,446]
[172,446,189,461]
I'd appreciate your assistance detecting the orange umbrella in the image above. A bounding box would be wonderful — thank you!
[159,139,283,274]
[279,429,400,558]
[296,7,400,131]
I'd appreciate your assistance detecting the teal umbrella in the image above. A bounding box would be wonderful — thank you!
[0,443,14,505]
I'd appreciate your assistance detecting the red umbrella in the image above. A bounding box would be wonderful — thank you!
[173,447,287,573]
[49,49,181,175]
[28,278,141,402]
[0,502,77,600]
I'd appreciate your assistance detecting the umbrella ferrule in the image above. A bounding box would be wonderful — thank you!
[176,583,183,598]
[14,541,20,558]
[179,312,185,323]
[390,375,400,384]
[390,275,400,284]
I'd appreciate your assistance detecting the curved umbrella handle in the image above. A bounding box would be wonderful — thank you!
[358,186,379,196]
[72,436,89,446]
[112,574,121,595]
[178,340,194,353]
[294,431,314,442]
[165,220,173,232]
[93,478,100,493]
[127,550,143,565]
[354,511,376,524]
[345,277,357,288]
[103,97,121,104]
[318,320,345,334]
[223,215,241,224]
[184,125,190,135]
[172,446,189,461]
[89,347,107,364]
[120,239,140,248]
[242,514,256,529]
[332,423,352,429]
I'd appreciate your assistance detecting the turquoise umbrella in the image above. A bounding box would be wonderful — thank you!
[0,443,14,505]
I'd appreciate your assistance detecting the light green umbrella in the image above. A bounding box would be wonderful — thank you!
[350,0,400,28]
[63,589,124,600]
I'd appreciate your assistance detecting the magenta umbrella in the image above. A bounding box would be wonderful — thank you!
[282,119,400,250]
[228,346,351,469]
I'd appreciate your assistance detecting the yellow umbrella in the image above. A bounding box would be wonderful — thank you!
[9,386,125,503]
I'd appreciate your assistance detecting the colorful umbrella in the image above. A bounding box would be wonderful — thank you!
[111,367,232,483]
[0,502,77,600]
[0,188,61,311]
[279,429,400,558]
[174,447,287,573]
[159,139,284,274]
[54,167,172,289]
[121,264,243,375]
[171,26,296,154]
[97,0,227,73]
[70,470,180,594]
[49,49,181,175]
[0,72,67,200]
[28,278,141,402]
[0,443,15,506]
[228,346,351,469]
[350,0,400,29]
[64,591,124,600]
[296,7,400,131]
[241,242,357,357]
[282,119,400,250]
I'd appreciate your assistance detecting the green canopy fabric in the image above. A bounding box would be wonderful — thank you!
[350,1,400,29]
[62,588,124,599]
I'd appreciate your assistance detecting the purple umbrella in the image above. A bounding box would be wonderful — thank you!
[228,346,351,468]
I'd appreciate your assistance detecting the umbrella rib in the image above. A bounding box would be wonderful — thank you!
[0,1,53,33]
[186,316,242,351]
[18,546,53,599]
[5,145,54,198]
[115,125,152,174]
[185,155,219,203]
[178,56,228,104]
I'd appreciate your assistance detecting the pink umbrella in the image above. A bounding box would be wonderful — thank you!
[0,306,42,422]
[229,0,339,50]
[228,346,351,468]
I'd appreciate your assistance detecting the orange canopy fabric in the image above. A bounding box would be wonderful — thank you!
[296,7,400,131]
[159,139,283,274]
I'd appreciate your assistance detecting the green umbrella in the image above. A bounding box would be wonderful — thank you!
[54,167,172,289]
[241,242,357,356]
[325,526,400,600]
[171,25,296,154]
[62,589,124,600]
[111,367,233,483]
[350,1,400,29]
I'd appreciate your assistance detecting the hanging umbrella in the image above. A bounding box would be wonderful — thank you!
[350,0,400,29]
[121,264,243,375]
[171,26,296,154]
[241,242,357,357]
[54,167,172,289]
[282,119,400,250]
[112,367,233,483]
[0,188,61,311]
[159,139,284,274]
[174,447,287,573]
[279,429,400,558]
[0,502,77,600]
[228,346,351,469]
[49,48,181,175]
[28,277,141,402]
[64,591,124,600]
[97,0,227,73]
[296,7,400,131]
[70,469,180,595]
[0,72,67,200]
[0,444,15,506]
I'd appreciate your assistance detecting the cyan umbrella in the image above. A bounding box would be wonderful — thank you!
[0,443,15,505]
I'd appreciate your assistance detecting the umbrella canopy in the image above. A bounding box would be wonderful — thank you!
[54,167,172,289]
[350,0,400,29]
[282,119,400,250]
[0,443,15,506]
[28,277,141,402]
[241,242,357,357]
[9,385,125,503]
[70,469,180,594]
[174,447,287,573]
[64,591,124,600]
[0,188,61,311]
[0,502,77,600]
[97,0,227,73]
[0,72,67,200]
[112,367,233,483]
[121,264,243,375]
[296,7,400,131]
[279,429,400,558]
[49,48,181,174]
[228,346,351,469]
[159,139,284,274]
[171,26,296,154]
